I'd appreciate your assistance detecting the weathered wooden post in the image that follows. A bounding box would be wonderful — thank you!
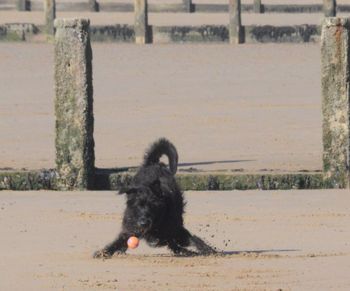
[44,0,56,35]
[323,0,336,17]
[321,17,350,188]
[54,19,95,190]
[134,0,148,44]
[89,0,98,12]
[253,0,262,13]
[229,0,242,44]
[183,0,192,13]
[16,0,27,11]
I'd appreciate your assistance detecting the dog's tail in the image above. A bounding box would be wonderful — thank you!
[143,138,178,175]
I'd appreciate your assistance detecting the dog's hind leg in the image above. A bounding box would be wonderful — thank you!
[167,239,197,256]
[189,234,217,255]
[168,227,217,256]
[93,232,129,259]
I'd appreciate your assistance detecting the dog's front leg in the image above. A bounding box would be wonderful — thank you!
[93,232,129,259]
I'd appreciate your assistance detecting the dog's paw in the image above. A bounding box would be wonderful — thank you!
[202,249,218,256]
[173,248,198,257]
[93,249,112,259]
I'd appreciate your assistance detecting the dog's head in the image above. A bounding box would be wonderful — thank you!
[120,181,167,234]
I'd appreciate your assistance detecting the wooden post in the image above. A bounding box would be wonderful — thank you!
[16,0,27,11]
[54,19,95,190]
[321,17,350,188]
[253,0,262,13]
[323,0,336,17]
[44,0,56,35]
[134,0,148,44]
[89,0,98,12]
[229,0,242,44]
[183,0,192,13]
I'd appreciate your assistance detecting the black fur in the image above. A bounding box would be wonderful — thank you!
[94,138,216,258]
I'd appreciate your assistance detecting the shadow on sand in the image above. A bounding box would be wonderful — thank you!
[96,159,255,174]
[218,249,300,256]
[178,159,254,168]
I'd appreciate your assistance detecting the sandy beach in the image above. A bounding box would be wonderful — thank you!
[1,5,350,290]
[0,42,323,173]
[1,190,350,290]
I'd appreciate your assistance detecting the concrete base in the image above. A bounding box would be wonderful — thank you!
[0,23,38,41]
[0,23,321,43]
[0,169,326,191]
[146,25,319,44]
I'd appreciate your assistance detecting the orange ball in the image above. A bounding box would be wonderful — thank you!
[127,236,139,249]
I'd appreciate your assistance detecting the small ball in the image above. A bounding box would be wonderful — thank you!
[127,236,139,249]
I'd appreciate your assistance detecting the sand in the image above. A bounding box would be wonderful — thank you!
[1,10,350,27]
[1,8,349,290]
[0,42,323,173]
[0,190,350,290]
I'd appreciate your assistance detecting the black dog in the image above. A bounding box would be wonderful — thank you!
[94,138,216,258]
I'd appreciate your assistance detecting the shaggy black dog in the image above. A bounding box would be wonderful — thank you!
[94,138,216,258]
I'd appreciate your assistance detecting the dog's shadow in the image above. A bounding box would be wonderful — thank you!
[219,249,299,256]
[173,248,300,258]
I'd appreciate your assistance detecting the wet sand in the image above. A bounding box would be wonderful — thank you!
[1,10,350,27]
[0,190,349,290]
[0,43,322,172]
